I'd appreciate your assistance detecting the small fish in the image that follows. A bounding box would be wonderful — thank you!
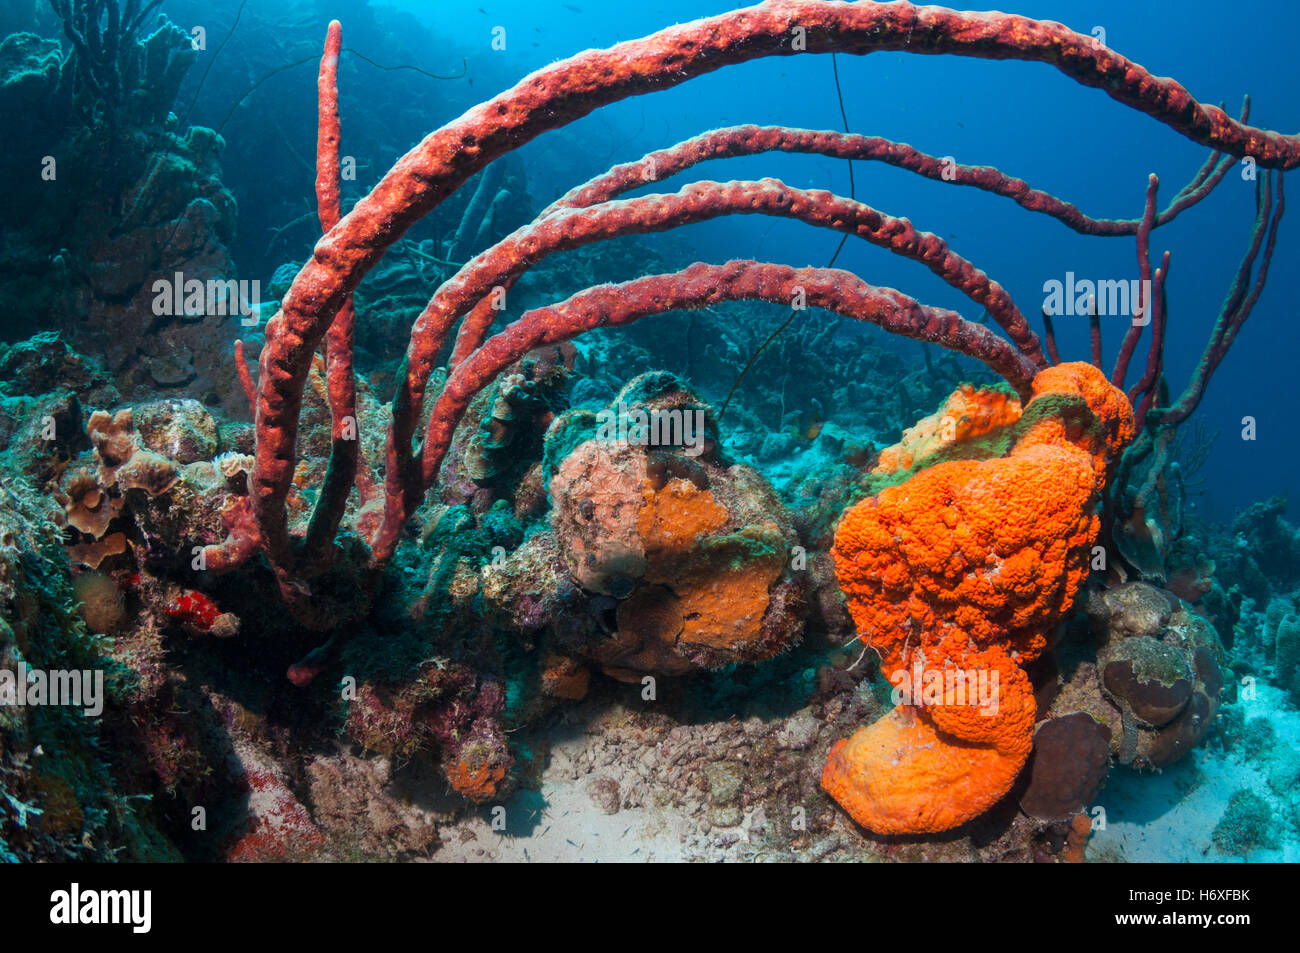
[791,397,825,442]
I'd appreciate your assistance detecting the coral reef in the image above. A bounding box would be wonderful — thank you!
[3,1,1295,864]
[1083,583,1227,769]
[0,2,242,407]
[0,478,179,861]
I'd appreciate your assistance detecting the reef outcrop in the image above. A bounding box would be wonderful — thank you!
[487,373,807,681]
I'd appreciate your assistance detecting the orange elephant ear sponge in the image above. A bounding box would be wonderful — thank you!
[823,646,1038,835]
[823,362,1133,835]
[822,705,1025,835]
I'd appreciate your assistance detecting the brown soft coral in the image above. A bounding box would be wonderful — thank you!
[823,363,1133,835]
[61,410,186,569]
[57,467,122,538]
[86,409,138,483]
[116,449,180,497]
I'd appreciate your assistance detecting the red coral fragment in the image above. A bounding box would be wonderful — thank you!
[164,590,222,632]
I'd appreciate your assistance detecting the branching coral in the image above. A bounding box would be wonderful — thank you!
[48,0,191,127]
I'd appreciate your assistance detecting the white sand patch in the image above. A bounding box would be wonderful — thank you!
[1089,686,1300,863]
[429,724,691,863]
